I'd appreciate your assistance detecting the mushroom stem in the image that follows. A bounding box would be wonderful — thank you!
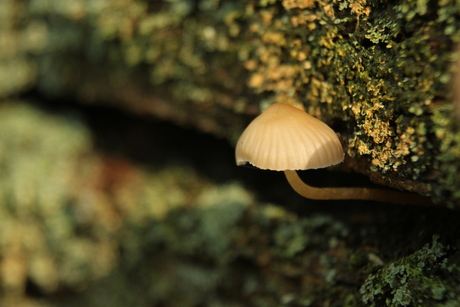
[284,170,433,205]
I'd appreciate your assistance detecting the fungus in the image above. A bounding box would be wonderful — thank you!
[235,103,432,205]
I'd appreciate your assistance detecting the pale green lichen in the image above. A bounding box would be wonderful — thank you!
[145,183,250,264]
[0,102,100,294]
[244,1,449,179]
[0,101,252,305]
[238,0,460,203]
[1,102,460,306]
[360,235,460,306]
[2,2,460,303]
[3,0,460,202]
[431,103,460,204]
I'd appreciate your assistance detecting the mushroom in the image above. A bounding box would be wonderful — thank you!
[235,103,432,205]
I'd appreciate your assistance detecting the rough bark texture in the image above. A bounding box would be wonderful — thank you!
[1,0,460,306]
[4,0,460,205]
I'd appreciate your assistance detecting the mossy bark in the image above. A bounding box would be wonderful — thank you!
[3,0,460,206]
[0,101,459,307]
[1,0,460,306]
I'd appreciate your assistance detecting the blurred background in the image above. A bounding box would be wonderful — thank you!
[1,0,460,306]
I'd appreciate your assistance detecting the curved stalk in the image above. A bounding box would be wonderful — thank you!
[284,170,433,205]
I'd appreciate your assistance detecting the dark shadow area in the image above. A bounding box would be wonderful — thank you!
[10,92,460,307]
[23,91,460,252]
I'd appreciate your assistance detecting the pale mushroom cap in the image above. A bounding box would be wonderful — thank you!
[235,103,344,171]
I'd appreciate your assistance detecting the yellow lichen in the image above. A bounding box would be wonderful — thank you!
[349,1,371,16]
[362,119,393,144]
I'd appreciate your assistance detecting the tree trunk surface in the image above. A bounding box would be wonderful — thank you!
[1,0,460,306]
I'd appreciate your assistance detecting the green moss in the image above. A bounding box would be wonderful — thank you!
[0,101,99,294]
[431,103,460,204]
[248,0,442,175]
[3,0,460,202]
[236,0,460,203]
[360,235,460,306]
[0,102,458,306]
[0,101,256,305]
[143,183,250,264]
